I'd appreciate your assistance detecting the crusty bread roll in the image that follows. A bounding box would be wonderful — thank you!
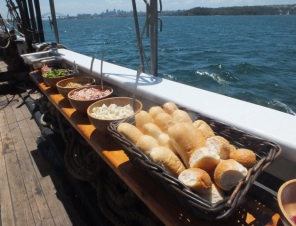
[163,102,178,115]
[214,159,248,191]
[135,110,154,131]
[178,168,212,194]
[150,146,185,177]
[189,147,220,173]
[172,109,193,124]
[148,106,165,119]
[230,148,256,168]
[229,145,237,157]
[136,135,159,156]
[117,122,143,144]
[193,120,215,139]
[141,123,163,140]
[154,112,176,133]
[157,133,179,156]
[206,136,231,160]
[202,183,224,204]
[168,123,206,168]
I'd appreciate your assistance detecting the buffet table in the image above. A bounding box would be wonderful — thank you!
[29,71,282,226]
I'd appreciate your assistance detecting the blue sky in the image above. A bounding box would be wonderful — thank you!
[1,0,295,17]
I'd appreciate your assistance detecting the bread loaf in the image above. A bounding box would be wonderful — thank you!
[163,102,178,115]
[154,112,176,133]
[189,147,220,173]
[178,168,212,194]
[148,106,165,119]
[168,123,206,168]
[193,120,215,139]
[214,159,248,191]
[117,122,143,144]
[202,183,224,204]
[172,109,193,124]
[136,135,159,156]
[150,146,185,177]
[230,148,256,168]
[135,110,154,131]
[206,136,231,160]
[157,133,179,156]
[141,123,163,140]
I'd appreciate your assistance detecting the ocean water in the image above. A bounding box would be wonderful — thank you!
[42,16,296,115]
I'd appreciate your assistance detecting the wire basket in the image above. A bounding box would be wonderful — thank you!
[108,110,281,220]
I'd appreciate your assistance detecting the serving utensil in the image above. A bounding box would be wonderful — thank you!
[89,52,97,83]
[100,50,104,90]
[131,65,142,110]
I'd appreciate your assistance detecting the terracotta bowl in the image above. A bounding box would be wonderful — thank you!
[87,97,143,134]
[56,77,96,98]
[68,85,113,115]
[278,179,296,226]
[42,70,74,88]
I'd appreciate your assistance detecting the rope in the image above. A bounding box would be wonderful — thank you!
[0,37,11,49]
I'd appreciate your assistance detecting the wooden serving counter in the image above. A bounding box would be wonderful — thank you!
[30,71,283,226]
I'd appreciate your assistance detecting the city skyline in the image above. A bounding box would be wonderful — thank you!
[1,0,296,17]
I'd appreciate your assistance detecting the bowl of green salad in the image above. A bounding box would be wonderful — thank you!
[42,67,74,88]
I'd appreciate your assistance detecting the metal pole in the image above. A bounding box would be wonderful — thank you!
[132,0,144,73]
[27,0,38,42]
[33,0,45,42]
[150,0,158,76]
[49,0,59,44]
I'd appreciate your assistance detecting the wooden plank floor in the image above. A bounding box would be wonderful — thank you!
[0,92,73,226]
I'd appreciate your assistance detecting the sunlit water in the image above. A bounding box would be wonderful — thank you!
[43,15,296,115]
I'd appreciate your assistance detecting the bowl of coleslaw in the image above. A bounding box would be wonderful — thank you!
[87,97,142,134]
[68,85,113,115]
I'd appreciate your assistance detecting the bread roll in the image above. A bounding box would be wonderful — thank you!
[154,112,176,133]
[230,148,256,168]
[172,109,193,124]
[189,147,220,173]
[148,106,165,119]
[135,110,154,131]
[178,168,212,194]
[163,102,178,115]
[141,123,163,139]
[136,135,159,156]
[206,136,231,160]
[150,146,185,177]
[202,183,224,204]
[117,122,143,144]
[214,159,248,191]
[157,133,179,156]
[193,120,215,139]
[168,123,206,168]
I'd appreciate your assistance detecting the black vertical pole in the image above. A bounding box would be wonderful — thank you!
[150,0,158,76]
[27,0,38,42]
[33,0,45,42]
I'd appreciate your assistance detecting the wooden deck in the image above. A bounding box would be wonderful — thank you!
[0,92,77,226]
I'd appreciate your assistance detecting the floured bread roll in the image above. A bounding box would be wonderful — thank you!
[150,146,185,177]
[230,148,256,168]
[206,136,231,160]
[172,109,193,124]
[214,159,248,191]
[136,135,159,156]
[178,168,212,194]
[117,122,143,144]
[154,112,176,133]
[135,110,154,131]
[168,123,206,168]
[189,147,220,173]
[163,102,178,115]
[148,106,165,119]
[202,184,224,204]
[193,120,215,139]
[141,123,163,139]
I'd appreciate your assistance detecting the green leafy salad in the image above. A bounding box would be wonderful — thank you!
[43,69,68,78]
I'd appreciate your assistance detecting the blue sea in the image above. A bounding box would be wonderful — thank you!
[42,16,296,115]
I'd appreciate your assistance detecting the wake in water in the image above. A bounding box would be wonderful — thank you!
[195,71,229,86]
[268,100,296,116]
